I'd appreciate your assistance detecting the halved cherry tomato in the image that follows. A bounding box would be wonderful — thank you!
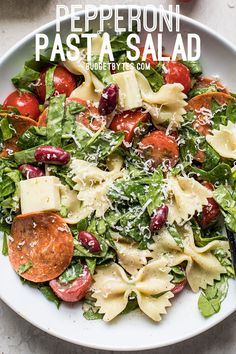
[67,97,106,131]
[197,181,220,228]
[139,131,179,168]
[3,90,40,121]
[36,65,76,102]
[187,92,235,136]
[49,266,92,302]
[110,109,151,143]
[194,76,227,93]
[164,61,191,94]
[172,279,187,295]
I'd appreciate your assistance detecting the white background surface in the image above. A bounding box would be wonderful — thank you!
[0,0,236,353]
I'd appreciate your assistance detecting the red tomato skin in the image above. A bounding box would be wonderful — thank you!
[36,66,76,102]
[172,279,187,295]
[3,90,40,120]
[110,110,150,142]
[49,266,92,302]
[139,130,179,168]
[197,181,220,228]
[164,61,191,94]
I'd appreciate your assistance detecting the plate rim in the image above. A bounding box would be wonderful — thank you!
[0,5,236,351]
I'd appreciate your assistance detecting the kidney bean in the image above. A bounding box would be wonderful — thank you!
[35,146,70,165]
[172,279,187,295]
[78,231,101,253]
[150,205,168,233]
[98,83,119,115]
[19,164,45,179]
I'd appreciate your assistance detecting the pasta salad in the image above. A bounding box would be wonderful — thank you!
[0,32,235,322]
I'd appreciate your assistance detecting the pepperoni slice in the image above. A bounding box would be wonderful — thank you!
[110,109,151,142]
[9,212,74,283]
[0,113,37,157]
[139,130,179,168]
[187,92,235,136]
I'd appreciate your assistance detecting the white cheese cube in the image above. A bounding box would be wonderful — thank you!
[112,71,142,110]
[20,176,61,214]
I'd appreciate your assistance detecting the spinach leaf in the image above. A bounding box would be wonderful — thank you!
[110,32,132,52]
[89,55,114,86]
[14,147,37,165]
[213,248,235,278]
[213,185,236,232]
[0,222,10,256]
[188,85,218,99]
[68,101,86,115]
[12,65,40,91]
[39,286,61,309]
[78,129,124,163]
[0,117,14,141]
[83,307,103,320]
[17,126,47,149]
[180,60,202,76]
[45,66,56,100]
[191,221,226,247]
[202,143,220,171]
[121,292,139,315]
[46,94,66,146]
[58,261,83,284]
[198,275,228,318]
[18,260,33,274]
[135,60,164,92]
[171,266,186,284]
[190,163,232,184]
[167,224,184,248]
[86,258,97,275]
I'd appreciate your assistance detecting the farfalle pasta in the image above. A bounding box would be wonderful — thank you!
[150,225,227,292]
[206,121,236,159]
[165,176,212,225]
[92,260,174,321]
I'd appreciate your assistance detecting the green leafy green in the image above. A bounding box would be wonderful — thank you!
[58,262,83,284]
[190,163,232,184]
[198,275,228,318]
[0,117,14,141]
[2,232,8,256]
[180,60,202,76]
[68,101,86,115]
[171,266,186,284]
[189,85,218,99]
[167,224,184,249]
[136,59,164,92]
[12,64,40,91]
[213,248,234,278]
[46,94,66,146]
[121,292,139,315]
[45,66,56,100]
[17,126,47,149]
[213,185,236,232]
[83,307,104,320]
[39,286,61,309]
[18,260,33,274]
[14,147,37,165]
[89,55,114,86]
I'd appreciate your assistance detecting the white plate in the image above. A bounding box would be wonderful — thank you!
[0,6,236,351]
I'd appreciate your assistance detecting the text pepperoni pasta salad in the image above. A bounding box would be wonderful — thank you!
[0,32,235,322]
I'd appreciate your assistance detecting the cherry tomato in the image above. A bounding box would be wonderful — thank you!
[197,181,220,228]
[66,97,106,131]
[164,61,191,94]
[3,90,40,121]
[172,279,187,295]
[110,109,150,143]
[36,66,76,102]
[49,266,92,302]
[139,131,179,168]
